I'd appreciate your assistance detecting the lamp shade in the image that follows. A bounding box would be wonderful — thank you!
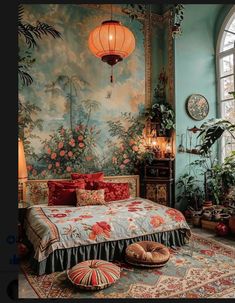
[18,138,28,181]
[88,20,135,66]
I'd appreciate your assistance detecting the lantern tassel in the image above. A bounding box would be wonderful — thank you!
[110,66,113,83]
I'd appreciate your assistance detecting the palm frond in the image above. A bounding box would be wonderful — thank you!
[18,22,37,48]
[18,4,24,23]
[26,22,62,40]
[18,68,33,86]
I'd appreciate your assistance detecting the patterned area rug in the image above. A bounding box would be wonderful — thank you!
[19,233,235,298]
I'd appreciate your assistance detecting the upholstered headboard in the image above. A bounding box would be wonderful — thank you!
[23,175,140,205]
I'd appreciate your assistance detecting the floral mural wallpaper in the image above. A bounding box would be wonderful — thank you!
[18,4,146,179]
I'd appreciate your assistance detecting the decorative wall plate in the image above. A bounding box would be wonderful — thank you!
[186,94,209,121]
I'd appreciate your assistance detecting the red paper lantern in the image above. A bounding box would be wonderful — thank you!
[88,20,135,65]
[215,222,229,236]
[88,19,135,82]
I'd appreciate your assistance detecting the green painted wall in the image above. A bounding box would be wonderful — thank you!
[174,4,230,210]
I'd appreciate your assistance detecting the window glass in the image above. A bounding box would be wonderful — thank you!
[218,7,235,161]
[220,54,233,77]
[220,76,234,100]
[221,31,235,51]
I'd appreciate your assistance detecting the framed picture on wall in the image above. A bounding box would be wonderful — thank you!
[186,94,209,121]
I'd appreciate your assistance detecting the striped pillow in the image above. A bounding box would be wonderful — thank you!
[67,260,120,290]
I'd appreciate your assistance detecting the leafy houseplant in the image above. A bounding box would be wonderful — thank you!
[212,151,235,197]
[197,118,235,155]
[144,69,175,136]
[196,118,235,204]
[176,173,204,211]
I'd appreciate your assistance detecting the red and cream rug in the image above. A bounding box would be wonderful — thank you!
[19,233,235,298]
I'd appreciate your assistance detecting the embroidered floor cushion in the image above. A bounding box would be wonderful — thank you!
[125,241,170,267]
[67,260,120,290]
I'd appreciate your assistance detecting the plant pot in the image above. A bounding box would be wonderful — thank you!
[203,200,213,208]
[219,214,230,222]
[229,215,235,234]
[192,215,201,227]
[202,209,213,221]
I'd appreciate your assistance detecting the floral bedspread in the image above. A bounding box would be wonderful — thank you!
[25,198,191,262]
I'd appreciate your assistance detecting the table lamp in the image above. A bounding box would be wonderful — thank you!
[18,138,28,202]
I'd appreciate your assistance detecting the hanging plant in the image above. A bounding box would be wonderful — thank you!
[171,4,185,38]
[122,4,146,20]
[143,69,175,136]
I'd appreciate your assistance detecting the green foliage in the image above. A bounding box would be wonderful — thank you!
[45,74,89,130]
[212,151,235,194]
[105,112,146,175]
[177,173,204,210]
[188,151,235,205]
[197,118,235,155]
[29,124,101,179]
[122,4,146,20]
[18,99,43,158]
[143,69,175,135]
[173,4,185,26]
[229,91,235,99]
[18,4,61,87]
[139,150,155,164]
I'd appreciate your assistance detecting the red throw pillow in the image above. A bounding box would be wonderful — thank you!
[48,180,85,206]
[93,181,130,202]
[71,172,104,189]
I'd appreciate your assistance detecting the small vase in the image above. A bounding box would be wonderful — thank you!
[229,215,235,234]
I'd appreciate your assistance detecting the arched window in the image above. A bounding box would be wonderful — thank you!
[217,6,235,161]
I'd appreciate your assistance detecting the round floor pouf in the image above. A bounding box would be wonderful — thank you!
[67,260,121,290]
[125,241,170,267]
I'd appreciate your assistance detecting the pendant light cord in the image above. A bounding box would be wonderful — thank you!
[111,4,113,20]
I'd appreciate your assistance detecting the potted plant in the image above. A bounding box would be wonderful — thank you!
[143,69,175,137]
[176,173,204,214]
[197,118,235,205]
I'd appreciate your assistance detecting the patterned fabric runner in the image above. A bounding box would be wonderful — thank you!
[19,233,235,298]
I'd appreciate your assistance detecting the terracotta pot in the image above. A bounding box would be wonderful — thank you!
[192,215,201,227]
[229,215,235,234]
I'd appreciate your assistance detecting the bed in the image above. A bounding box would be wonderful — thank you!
[23,175,191,275]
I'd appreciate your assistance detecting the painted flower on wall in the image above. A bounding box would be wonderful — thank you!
[18,4,146,179]
[38,124,100,178]
[103,112,146,175]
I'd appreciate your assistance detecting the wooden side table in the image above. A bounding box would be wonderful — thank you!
[141,158,175,208]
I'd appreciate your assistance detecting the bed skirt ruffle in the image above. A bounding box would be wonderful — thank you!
[29,228,191,275]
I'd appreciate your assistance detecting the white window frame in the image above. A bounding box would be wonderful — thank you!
[216,5,235,162]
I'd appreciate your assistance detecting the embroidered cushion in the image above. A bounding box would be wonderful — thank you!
[125,241,170,267]
[48,180,85,206]
[93,181,130,202]
[67,260,120,290]
[76,189,106,206]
